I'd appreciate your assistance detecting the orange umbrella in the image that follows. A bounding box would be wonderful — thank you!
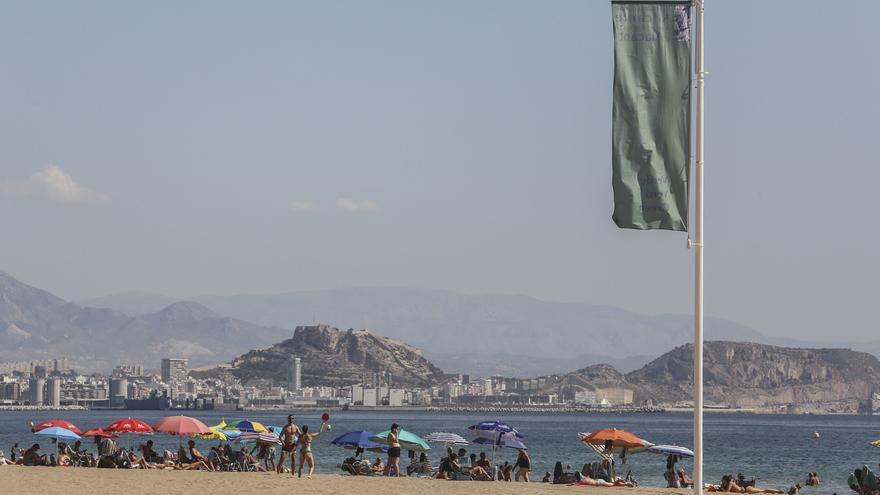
[581,429,646,449]
[153,415,211,436]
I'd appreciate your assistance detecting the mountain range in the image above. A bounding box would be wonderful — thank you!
[0,270,290,370]
[81,286,880,376]
[5,268,880,379]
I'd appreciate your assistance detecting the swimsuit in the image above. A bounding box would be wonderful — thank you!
[388,447,401,458]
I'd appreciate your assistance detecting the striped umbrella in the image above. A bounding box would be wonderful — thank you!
[423,432,469,446]
[238,431,282,445]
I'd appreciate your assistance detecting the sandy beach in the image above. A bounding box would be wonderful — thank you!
[0,466,690,495]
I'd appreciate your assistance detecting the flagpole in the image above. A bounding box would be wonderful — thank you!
[693,1,705,495]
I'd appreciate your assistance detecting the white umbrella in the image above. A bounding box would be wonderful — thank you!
[423,432,468,446]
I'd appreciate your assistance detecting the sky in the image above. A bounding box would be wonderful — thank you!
[2,0,879,342]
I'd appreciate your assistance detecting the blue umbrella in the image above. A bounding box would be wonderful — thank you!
[468,421,524,440]
[647,445,694,458]
[331,430,388,453]
[35,426,81,443]
[468,421,525,473]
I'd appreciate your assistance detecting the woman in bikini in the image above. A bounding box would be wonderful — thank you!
[385,423,402,477]
[297,422,327,478]
[514,448,531,482]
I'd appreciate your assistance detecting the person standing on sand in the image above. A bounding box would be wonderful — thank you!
[384,423,402,477]
[296,422,327,478]
[277,415,301,474]
[514,448,531,482]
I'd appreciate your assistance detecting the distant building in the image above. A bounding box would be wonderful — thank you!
[362,388,378,407]
[388,388,404,407]
[574,390,598,405]
[46,378,61,407]
[597,387,633,405]
[292,357,302,391]
[109,378,129,407]
[1,382,21,401]
[161,358,188,383]
[350,384,364,405]
[33,366,48,379]
[29,378,45,405]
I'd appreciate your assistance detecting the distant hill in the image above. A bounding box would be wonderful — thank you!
[229,324,446,387]
[0,271,290,371]
[543,341,880,411]
[625,341,880,409]
[79,291,179,316]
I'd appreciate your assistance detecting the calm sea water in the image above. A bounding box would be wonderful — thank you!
[1,410,878,493]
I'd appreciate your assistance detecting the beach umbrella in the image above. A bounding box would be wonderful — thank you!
[370,429,431,452]
[153,415,212,436]
[227,419,268,433]
[196,426,230,441]
[647,445,694,458]
[331,430,387,454]
[468,421,524,473]
[423,432,469,446]
[105,417,154,449]
[35,426,81,443]
[82,428,118,439]
[105,417,154,435]
[238,431,282,445]
[580,429,646,449]
[579,430,652,463]
[468,421,524,442]
[31,420,83,435]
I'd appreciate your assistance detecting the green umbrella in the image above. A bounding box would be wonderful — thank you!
[369,429,431,452]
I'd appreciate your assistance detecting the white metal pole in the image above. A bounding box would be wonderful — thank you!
[693,1,705,495]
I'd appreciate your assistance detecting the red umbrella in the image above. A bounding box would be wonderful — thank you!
[153,415,211,436]
[82,428,119,438]
[105,417,154,435]
[32,419,83,435]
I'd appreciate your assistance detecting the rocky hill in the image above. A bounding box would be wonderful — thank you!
[0,270,290,371]
[625,341,880,409]
[541,341,880,411]
[230,324,446,387]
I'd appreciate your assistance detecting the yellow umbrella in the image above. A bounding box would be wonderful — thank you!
[196,426,229,441]
[228,419,269,433]
[871,440,880,448]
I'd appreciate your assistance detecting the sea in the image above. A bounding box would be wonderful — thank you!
[1,410,877,493]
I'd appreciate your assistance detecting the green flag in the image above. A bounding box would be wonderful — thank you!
[611,0,691,231]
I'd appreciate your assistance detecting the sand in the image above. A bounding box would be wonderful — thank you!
[0,466,690,495]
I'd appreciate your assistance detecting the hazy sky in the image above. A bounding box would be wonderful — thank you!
[2,1,878,341]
